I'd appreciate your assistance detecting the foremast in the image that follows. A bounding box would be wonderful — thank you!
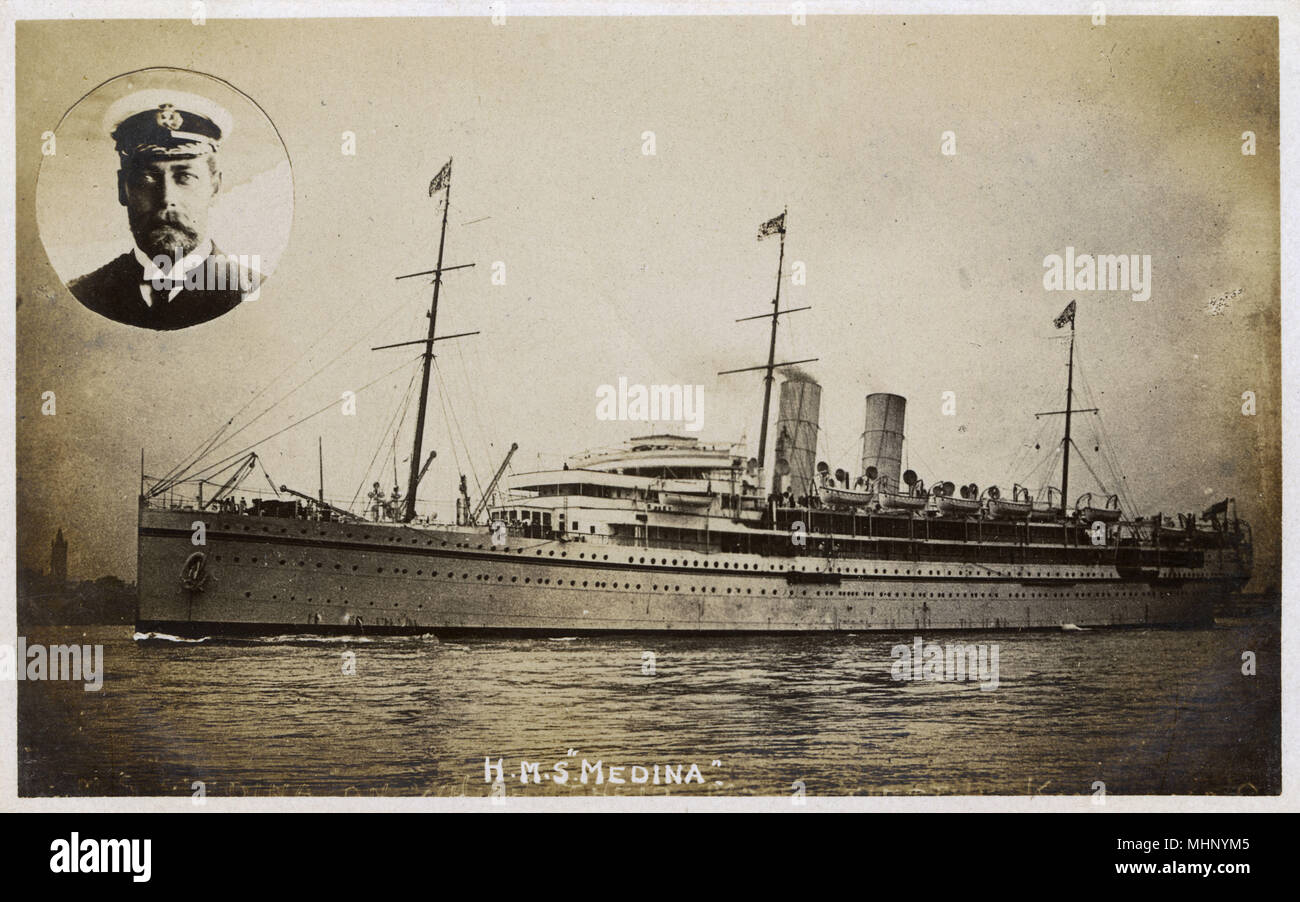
[370,158,479,523]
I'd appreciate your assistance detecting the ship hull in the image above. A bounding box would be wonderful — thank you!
[137,508,1244,638]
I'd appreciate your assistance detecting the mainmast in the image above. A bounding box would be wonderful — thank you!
[371,158,479,523]
[1061,314,1075,516]
[719,208,817,489]
[756,212,787,468]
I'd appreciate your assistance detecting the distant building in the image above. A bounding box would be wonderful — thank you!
[50,528,67,585]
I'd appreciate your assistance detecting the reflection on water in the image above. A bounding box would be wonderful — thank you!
[17,614,1280,798]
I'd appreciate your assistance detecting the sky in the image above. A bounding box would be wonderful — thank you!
[14,14,1280,588]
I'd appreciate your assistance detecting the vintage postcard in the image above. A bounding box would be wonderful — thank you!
[1,1,1292,824]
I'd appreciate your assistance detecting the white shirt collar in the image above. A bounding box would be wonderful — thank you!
[133,240,213,283]
[134,240,213,307]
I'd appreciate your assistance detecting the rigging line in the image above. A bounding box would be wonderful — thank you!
[185,452,253,485]
[1007,419,1054,487]
[1022,439,1061,488]
[1069,440,1126,514]
[156,420,234,487]
[377,369,420,498]
[151,436,258,498]
[1004,363,1064,482]
[254,456,282,499]
[994,442,1028,489]
[1080,410,1119,492]
[349,364,420,512]
[908,447,941,486]
[431,361,466,501]
[452,340,491,465]
[1003,417,1043,483]
[1072,338,1140,513]
[170,354,422,490]
[811,422,836,478]
[434,357,485,500]
[175,289,424,482]
[456,340,495,469]
[375,370,418,486]
[167,453,256,501]
[1088,395,1140,513]
[1098,432,1139,516]
[159,285,413,484]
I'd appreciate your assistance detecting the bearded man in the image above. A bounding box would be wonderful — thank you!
[68,91,261,330]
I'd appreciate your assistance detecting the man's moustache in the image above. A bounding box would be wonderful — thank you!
[149,217,197,234]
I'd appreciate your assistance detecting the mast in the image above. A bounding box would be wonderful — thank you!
[756,210,786,470]
[318,436,325,506]
[404,164,453,523]
[1035,301,1094,517]
[1061,315,1075,515]
[718,207,817,494]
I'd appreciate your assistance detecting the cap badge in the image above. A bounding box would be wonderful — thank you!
[155,105,183,131]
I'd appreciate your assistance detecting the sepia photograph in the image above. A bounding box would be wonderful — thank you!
[2,0,1293,850]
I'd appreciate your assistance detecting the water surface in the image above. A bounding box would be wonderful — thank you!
[17,614,1280,798]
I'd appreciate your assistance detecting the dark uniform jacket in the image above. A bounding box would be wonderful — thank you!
[68,245,261,330]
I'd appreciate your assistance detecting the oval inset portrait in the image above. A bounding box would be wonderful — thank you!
[37,67,293,331]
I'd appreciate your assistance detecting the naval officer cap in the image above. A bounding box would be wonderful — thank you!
[103,89,234,164]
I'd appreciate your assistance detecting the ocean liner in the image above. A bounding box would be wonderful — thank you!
[136,165,1253,637]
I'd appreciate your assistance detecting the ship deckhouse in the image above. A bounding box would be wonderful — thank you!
[492,434,768,547]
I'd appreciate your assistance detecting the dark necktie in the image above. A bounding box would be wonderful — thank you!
[148,284,174,307]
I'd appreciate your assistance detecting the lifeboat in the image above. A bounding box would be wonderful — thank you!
[1028,487,1065,521]
[656,479,716,509]
[822,485,874,508]
[984,485,1032,520]
[880,469,929,512]
[933,481,981,516]
[878,491,928,512]
[661,490,714,508]
[1076,493,1121,523]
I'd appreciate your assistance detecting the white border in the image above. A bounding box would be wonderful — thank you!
[0,0,1293,814]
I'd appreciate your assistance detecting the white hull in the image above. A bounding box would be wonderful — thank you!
[136,508,1242,636]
